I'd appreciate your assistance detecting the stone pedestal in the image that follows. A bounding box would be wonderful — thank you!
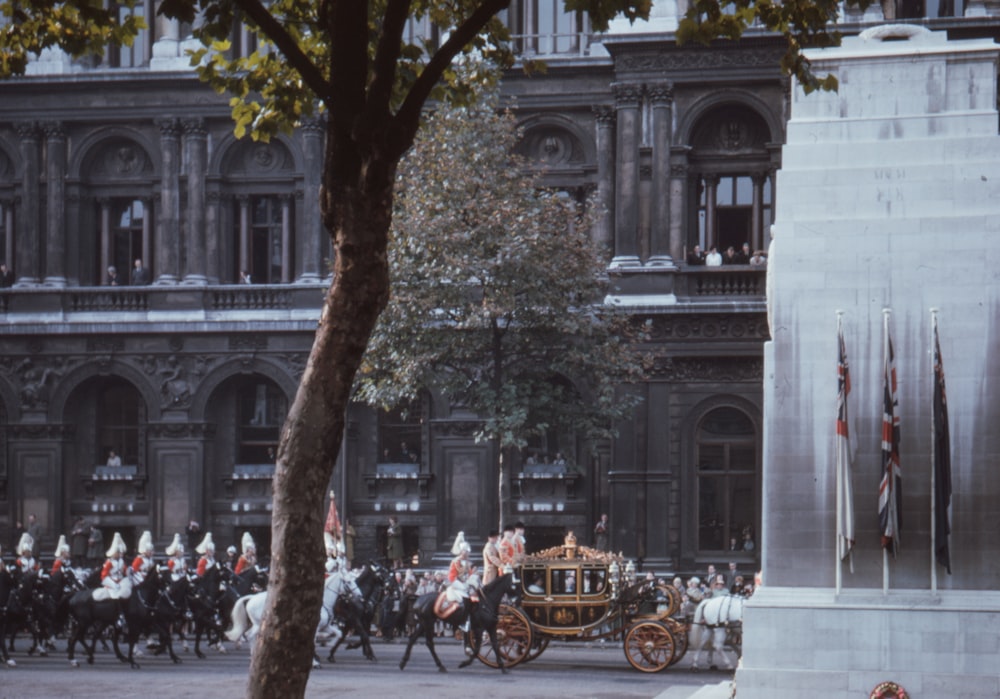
[737,26,1000,698]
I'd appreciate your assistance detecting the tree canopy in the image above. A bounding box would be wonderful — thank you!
[358,92,646,465]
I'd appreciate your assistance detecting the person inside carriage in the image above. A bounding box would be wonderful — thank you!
[165,533,188,581]
[195,532,218,577]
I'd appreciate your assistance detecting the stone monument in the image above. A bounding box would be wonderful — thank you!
[737,26,1000,698]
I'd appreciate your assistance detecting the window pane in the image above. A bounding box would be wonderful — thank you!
[698,475,725,550]
[698,407,753,438]
[736,176,753,205]
[717,177,733,206]
[730,445,756,473]
[698,444,724,472]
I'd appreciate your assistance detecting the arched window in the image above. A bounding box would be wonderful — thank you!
[107,199,148,283]
[98,379,143,467]
[696,407,757,553]
[377,395,425,465]
[237,380,287,464]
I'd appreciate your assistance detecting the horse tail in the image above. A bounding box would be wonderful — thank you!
[226,595,252,642]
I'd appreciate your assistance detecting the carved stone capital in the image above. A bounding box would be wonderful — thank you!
[182,118,207,138]
[155,118,182,139]
[14,122,39,141]
[593,106,616,128]
[647,82,674,106]
[612,83,643,109]
[41,121,66,141]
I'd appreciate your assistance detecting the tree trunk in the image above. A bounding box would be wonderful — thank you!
[246,151,393,698]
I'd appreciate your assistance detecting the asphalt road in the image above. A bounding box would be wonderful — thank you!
[0,635,735,699]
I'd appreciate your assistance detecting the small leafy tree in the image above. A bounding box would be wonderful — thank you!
[357,92,647,529]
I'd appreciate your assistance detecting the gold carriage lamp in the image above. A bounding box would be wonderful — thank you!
[624,559,636,585]
[608,559,620,597]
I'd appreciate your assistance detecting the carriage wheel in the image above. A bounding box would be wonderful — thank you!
[634,583,683,621]
[623,620,675,673]
[664,617,688,665]
[522,635,550,663]
[475,604,533,669]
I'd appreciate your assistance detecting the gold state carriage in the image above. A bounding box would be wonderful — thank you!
[474,538,687,672]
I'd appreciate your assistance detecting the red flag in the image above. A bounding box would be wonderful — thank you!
[933,323,952,574]
[836,325,855,566]
[878,333,902,556]
[324,492,341,540]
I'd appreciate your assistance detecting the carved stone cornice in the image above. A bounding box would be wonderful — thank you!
[647,356,763,382]
[147,422,217,439]
[9,423,75,440]
[637,314,769,342]
[617,47,784,73]
[229,335,267,350]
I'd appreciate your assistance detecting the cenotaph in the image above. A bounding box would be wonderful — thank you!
[736,26,1000,697]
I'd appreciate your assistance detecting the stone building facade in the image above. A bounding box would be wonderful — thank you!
[0,2,991,573]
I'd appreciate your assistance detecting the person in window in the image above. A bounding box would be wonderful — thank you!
[240,269,252,284]
[131,258,150,285]
[749,249,768,267]
[106,265,120,286]
[705,245,722,267]
[386,516,403,570]
[686,245,705,265]
[734,242,751,264]
[106,449,122,468]
[722,245,740,265]
[0,262,13,287]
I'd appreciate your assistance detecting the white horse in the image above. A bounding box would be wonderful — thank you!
[689,594,744,671]
[226,570,358,666]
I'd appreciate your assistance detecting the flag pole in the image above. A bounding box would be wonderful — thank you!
[882,307,891,596]
[836,311,844,595]
[930,308,939,593]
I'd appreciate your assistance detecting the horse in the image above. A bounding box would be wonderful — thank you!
[399,572,519,674]
[66,564,187,668]
[688,593,744,671]
[225,568,368,668]
[2,569,54,662]
[324,560,396,663]
[183,563,266,658]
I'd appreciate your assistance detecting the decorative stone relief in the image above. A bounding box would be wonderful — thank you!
[13,357,69,410]
[648,356,763,381]
[517,125,585,168]
[638,314,770,341]
[90,139,153,179]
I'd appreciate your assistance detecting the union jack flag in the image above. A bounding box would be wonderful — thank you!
[878,333,902,556]
[933,322,952,574]
[836,324,855,567]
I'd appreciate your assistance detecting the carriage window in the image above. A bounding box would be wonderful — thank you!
[582,569,605,595]
[696,407,757,554]
[551,569,577,594]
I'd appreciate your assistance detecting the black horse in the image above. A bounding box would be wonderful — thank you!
[2,569,54,662]
[66,565,188,668]
[325,560,396,663]
[185,564,268,658]
[399,573,518,674]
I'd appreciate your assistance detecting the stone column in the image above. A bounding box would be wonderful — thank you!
[3,199,13,266]
[182,118,207,284]
[14,122,40,285]
[237,194,250,276]
[155,118,181,284]
[42,121,67,287]
[64,189,81,285]
[297,116,324,282]
[205,191,222,284]
[593,106,616,259]
[99,198,112,283]
[703,174,719,250]
[751,171,767,252]
[611,83,642,267]
[281,193,293,283]
[648,83,675,267]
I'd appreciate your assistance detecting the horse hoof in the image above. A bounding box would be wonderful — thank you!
[399,661,406,671]
[7,659,16,668]
[438,666,448,673]
[69,660,78,668]
[710,664,719,671]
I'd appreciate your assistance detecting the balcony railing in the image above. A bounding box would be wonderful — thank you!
[675,267,766,298]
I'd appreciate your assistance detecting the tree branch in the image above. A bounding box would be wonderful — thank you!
[367,0,412,123]
[234,0,333,102]
[390,0,511,158]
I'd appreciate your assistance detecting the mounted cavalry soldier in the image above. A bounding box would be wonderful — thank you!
[97,532,132,601]
[235,531,257,576]
[130,530,156,584]
[195,532,218,577]
[433,532,479,632]
[165,533,188,581]
[51,535,72,575]
[13,532,39,577]
[324,531,342,577]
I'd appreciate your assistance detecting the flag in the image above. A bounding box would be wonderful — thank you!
[836,324,856,568]
[878,333,902,556]
[324,491,341,541]
[933,323,952,574]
